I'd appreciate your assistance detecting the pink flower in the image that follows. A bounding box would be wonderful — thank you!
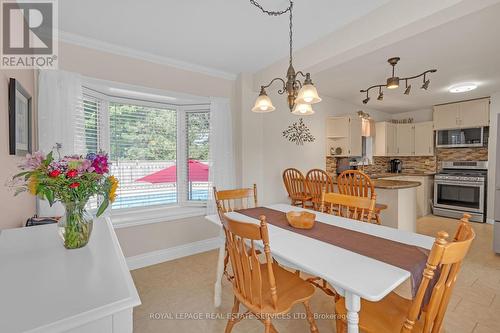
[23,151,45,170]
[92,154,109,174]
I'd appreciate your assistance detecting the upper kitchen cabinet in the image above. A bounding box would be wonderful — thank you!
[433,98,490,130]
[396,123,415,156]
[414,121,434,156]
[374,121,397,156]
[326,116,362,157]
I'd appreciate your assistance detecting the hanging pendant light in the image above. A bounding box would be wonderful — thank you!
[292,103,315,116]
[250,0,321,115]
[251,87,276,112]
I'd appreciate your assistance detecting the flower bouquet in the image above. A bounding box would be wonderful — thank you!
[13,151,118,249]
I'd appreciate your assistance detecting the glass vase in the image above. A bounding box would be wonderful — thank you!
[58,201,94,249]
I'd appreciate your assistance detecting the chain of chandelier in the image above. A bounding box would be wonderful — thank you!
[360,57,437,104]
[250,0,322,116]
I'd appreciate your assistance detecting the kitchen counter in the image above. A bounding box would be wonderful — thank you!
[367,171,435,178]
[331,176,421,189]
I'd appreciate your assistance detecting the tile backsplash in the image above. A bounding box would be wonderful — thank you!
[326,147,488,175]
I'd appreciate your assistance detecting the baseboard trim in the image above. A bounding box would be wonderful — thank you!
[486,218,495,225]
[126,237,221,270]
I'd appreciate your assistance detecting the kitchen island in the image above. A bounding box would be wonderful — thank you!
[332,174,422,232]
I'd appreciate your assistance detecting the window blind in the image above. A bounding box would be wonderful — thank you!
[109,102,178,210]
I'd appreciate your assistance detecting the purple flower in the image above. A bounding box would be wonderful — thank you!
[86,153,97,161]
[23,151,45,170]
[92,154,109,174]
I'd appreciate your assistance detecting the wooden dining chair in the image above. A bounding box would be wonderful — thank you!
[320,192,376,223]
[283,168,312,208]
[305,169,334,211]
[335,213,475,333]
[221,213,319,333]
[213,184,258,282]
[337,170,386,224]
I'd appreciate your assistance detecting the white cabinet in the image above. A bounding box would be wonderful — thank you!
[326,116,362,157]
[374,122,397,156]
[396,123,415,156]
[414,122,434,156]
[433,98,489,130]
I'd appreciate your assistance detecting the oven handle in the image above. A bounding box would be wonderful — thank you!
[434,180,485,187]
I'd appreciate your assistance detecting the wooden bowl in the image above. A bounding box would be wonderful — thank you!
[286,211,316,229]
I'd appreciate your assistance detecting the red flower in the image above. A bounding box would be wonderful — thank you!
[49,170,61,178]
[69,182,80,189]
[66,169,78,178]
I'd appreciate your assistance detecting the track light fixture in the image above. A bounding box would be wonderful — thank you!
[360,57,436,104]
[404,80,411,95]
[421,74,430,90]
[362,91,370,104]
[377,87,384,101]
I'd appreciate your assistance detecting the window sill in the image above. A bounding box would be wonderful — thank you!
[110,205,206,229]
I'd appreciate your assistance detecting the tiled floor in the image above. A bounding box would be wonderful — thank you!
[131,215,500,332]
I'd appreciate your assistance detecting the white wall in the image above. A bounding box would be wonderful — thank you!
[391,108,433,122]
[487,92,500,222]
[242,89,391,204]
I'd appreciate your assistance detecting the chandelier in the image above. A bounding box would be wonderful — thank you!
[251,0,321,116]
[360,57,437,104]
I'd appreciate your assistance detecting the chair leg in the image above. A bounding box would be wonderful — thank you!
[225,296,240,333]
[375,213,381,225]
[303,300,319,333]
[264,318,272,333]
[335,317,346,333]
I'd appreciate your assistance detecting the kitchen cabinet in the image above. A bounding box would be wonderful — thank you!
[433,98,489,130]
[396,123,415,156]
[374,122,397,156]
[326,116,362,157]
[414,121,434,156]
[375,121,434,157]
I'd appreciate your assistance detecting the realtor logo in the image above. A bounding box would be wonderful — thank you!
[1,0,58,68]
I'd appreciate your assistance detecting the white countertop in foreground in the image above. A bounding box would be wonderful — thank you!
[0,218,140,333]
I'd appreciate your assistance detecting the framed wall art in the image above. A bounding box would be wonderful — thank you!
[9,78,32,156]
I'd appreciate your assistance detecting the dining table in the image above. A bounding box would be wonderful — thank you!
[205,203,435,333]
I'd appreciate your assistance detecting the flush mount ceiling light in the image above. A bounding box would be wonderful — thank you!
[360,57,437,104]
[448,82,478,93]
[250,0,321,115]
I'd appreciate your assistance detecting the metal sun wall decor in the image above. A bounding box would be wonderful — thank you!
[282,118,315,145]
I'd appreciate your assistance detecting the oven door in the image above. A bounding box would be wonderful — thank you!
[434,180,484,213]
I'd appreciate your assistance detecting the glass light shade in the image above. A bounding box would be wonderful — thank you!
[292,103,315,116]
[251,93,275,113]
[295,84,322,104]
[386,77,399,89]
[361,118,371,137]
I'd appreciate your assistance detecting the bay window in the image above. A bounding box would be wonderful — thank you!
[78,88,210,214]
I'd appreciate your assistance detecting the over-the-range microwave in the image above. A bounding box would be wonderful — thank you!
[436,127,489,148]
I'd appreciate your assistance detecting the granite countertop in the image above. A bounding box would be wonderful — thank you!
[366,171,436,179]
[331,177,422,189]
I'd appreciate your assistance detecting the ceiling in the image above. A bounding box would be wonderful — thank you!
[58,0,390,75]
[313,2,500,113]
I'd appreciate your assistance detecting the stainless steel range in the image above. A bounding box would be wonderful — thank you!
[433,161,488,222]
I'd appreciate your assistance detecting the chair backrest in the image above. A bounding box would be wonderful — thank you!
[321,192,376,223]
[221,213,278,311]
[337,170,375,198]
[283,168,307,198]
[402,214,475,333]
[306,169,334,201]
[213,184,258,213]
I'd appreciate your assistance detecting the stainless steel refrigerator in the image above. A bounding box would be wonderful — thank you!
[495,114,500,253]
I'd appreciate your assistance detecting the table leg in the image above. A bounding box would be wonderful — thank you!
[345,291,361,333]
[214,229,225,307]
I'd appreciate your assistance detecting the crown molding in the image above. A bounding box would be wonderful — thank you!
[57,30,237,81]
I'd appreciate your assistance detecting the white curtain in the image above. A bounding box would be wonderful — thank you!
[207,97,236,215]
[37,70,83,216]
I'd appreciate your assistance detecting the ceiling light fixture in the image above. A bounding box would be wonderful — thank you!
[360,57,436,104]
[448,82,478,93]
[404,80,411,95]
[250,0,321,115]
[377,87,384,100]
